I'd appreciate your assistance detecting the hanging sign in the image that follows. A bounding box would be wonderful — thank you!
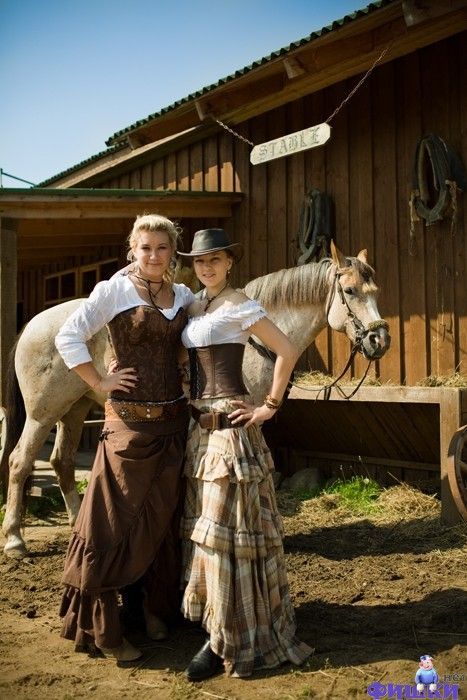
[250,122,331,165]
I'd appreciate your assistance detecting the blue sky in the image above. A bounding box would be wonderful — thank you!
[0,0,369,186]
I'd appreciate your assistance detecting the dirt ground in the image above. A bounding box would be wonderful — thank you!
[1,487,466,700]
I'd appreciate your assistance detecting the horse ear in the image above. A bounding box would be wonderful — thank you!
[357,249,368,264]
[330,240,347,268]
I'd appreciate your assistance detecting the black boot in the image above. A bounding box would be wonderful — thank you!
[185,638,224,681]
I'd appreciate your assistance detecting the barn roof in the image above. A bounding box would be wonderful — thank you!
[39,0,466,187]
[38,0,395,187]
[104,0,395,147]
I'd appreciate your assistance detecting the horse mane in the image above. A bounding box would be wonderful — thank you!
[244,259,332,309]
[244,257,377,309]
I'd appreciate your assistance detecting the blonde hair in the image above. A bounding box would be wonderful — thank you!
[127,214,181,283]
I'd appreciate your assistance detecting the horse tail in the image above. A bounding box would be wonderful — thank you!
[0,336,26,500]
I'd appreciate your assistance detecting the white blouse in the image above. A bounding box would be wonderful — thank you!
[182,299,267,348]
[55,271,195,369]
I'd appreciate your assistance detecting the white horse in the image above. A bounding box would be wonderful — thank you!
[1,242,390,558]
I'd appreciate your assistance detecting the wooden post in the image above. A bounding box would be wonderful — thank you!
[0,217,18,406]
[439,390,463,525]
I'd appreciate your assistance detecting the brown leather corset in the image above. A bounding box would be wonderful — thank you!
[107,305,187,402]
[189,343,247,400]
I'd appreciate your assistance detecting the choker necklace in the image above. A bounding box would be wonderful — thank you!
[204,282,230,311]
[132,272,164,309]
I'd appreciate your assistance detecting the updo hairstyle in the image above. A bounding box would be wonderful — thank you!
[126,214,182,282]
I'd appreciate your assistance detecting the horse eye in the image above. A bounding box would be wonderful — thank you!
[344,287,354,296]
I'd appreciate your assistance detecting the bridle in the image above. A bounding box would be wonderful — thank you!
[248,264,389,401]
[326,267,389,357]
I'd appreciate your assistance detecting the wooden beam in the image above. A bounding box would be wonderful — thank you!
[195,99,213,121]
[292,449,440,472]
[402,0,467,27]
[0,217,18,405]
[18,245,124,264]
[0,190,243,220]
[127,133,145,150]
[283,57,307,79]
[439,390,464,524]
[18,233,125,249]
[18,218,133,236]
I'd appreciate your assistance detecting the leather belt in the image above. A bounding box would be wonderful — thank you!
[191,405,247,431]
[105,398,187,423]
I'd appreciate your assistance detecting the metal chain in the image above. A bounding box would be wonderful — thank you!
[211,41,393,146]
[211,116,255,147]
[325,42,394,124]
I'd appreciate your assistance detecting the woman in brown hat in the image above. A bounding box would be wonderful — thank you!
[178,228,311,680]
[55,214,195,661]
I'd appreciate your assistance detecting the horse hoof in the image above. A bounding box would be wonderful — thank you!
[4,537,27,559]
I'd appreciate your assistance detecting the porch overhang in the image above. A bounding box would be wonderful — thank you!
[0,187,243,268]
[0,188,243,219]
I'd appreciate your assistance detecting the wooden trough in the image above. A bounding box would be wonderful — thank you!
[267,385,467,524]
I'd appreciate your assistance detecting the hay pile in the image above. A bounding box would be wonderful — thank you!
[292,370,383,387]
[293,370,467,388]
[417,372,467,387]
[277,483,467,548]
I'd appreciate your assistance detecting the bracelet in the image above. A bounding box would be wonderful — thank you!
[264,394,282,410]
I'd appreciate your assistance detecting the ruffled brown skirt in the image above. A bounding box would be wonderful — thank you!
[60,409,188,650]
[180,396,312,677]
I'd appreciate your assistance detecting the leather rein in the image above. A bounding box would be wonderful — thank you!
[248,268,389,401]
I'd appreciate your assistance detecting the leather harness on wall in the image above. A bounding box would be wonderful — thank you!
[297,189,333,265]
[409,133,466,251]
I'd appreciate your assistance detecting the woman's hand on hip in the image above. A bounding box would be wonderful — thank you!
[98,367,138,393]
[228,400,277,428]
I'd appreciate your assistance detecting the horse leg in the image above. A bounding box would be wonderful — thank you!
[2,417,55,558]
[50,396,94,526]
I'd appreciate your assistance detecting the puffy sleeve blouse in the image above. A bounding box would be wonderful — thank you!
[55,271,195,369]
[182,298,267,348]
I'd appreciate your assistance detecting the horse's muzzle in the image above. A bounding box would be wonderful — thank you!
[361,324,391,360]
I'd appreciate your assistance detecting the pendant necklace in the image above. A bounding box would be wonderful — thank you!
[204,282,230,311]
[132,272,164,309]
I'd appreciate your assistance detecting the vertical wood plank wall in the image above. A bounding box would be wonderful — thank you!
[92,32,466,385]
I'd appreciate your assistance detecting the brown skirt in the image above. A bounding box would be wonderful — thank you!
[60,409,188,650]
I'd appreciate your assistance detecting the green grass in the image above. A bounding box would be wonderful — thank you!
[0,488,66,525]
[76,478,88,494]
[322,475,381,514]
[26,492,65,518]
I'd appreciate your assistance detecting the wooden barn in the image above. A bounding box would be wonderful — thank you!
[1,0,466,520]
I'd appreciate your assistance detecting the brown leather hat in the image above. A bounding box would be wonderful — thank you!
[177,228,243,262]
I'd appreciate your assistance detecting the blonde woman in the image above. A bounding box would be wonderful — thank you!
[55,215,194,661]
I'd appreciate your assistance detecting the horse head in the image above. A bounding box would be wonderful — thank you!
[326,241,391,360]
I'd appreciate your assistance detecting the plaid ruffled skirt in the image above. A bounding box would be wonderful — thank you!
[180,396,312,677]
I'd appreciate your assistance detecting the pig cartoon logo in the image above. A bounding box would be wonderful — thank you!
[415,655,438,693]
